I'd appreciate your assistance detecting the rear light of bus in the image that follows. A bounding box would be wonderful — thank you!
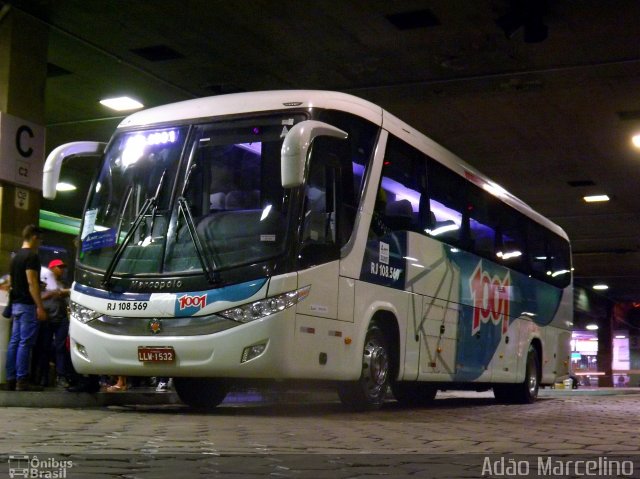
[70,301,102,324]
[219,286,310,323]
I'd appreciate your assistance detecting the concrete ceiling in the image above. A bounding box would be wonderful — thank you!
[5,0,640,303]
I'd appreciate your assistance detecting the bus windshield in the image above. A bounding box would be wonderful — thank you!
[79,114,303,277]
[80,126,187,274]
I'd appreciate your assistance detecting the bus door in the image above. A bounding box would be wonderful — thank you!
[294,137,364,373]
[403,235,461,380]
[296,143,344,321]
[419,295,459,379]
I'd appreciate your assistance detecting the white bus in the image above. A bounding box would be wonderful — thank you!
[43,90,572,410]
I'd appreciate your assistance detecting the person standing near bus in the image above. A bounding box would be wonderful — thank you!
[34,259,72,387]
[5,225,48,391]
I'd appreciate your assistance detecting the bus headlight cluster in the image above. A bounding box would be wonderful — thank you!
[70,301,102,324]
[219,286,310,323]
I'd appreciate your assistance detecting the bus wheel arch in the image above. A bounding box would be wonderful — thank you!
[523,339,542,402]
[371,311,400,380]
[494,339,542,404]
[528,337,543,395]
[529,338,542,378]
[337,311,399,411]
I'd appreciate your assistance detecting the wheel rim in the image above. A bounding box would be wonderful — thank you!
[362,335,389,398]
[527,352,538,396]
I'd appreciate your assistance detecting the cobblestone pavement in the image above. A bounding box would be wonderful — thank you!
[1,389,639,478]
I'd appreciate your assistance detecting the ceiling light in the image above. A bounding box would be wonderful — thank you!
[99,96,144,111]
[592,284,609,291]
[632,134,640,148]
[615,335,626,339]
[586,324,599,331]
[583,195,610,203]
[56,182,76,192]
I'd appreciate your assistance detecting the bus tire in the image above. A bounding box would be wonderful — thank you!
[493,345,540,404]
[337,325,390,411]
[174,377,229,409]
[392,381,437,407]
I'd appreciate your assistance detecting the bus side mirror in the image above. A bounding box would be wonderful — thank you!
[43,141,106,199]
[280,120,347,188]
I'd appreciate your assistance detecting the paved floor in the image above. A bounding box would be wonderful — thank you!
[1,388,639,478]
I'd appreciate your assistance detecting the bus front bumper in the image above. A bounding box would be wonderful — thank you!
[69,310,295,378]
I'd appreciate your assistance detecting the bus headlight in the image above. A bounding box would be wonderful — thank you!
[70,301,102,324]
[241,342,268,363]
[219,286,310,323]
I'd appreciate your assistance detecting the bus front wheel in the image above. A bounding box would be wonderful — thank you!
[174,377,229,409]
[338,325,390,411]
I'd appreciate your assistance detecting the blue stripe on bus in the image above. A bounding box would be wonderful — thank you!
[358,235,564,382]
[73,283,152,301]
[73,278,268,313]
[448,249,563,382]
[174,278,268,317]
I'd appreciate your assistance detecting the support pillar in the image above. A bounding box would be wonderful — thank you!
[597,303,614,387]
[0,7,48,271]
[628,308,640,387]
[0,7,48,383]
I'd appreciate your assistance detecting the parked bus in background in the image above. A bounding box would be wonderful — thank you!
[43,90,572,410]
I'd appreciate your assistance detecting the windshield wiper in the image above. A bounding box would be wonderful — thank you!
[115,185,134,243]
[101,170,167,288]
[181,162,196,196]
[101,198,153,288]
[177,196,220,284]
[148,169,167,239]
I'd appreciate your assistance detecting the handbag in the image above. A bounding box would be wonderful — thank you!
[2,298,11,318]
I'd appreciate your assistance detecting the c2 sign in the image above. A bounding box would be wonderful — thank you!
[0,112,45,190]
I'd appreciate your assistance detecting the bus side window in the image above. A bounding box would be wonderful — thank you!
[426,159,465,247]
[302,179,332,245]
[370,136,426,238]
[545,231,572,287]
[465,184,498,260]
[528,222,550,280]
[494,205,526,271]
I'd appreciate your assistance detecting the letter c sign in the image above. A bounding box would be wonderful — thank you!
[16,125,34,158]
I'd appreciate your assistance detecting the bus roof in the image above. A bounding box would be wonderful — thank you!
[118,90,383,129]
[118,90,568,241]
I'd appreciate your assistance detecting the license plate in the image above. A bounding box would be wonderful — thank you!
[138,346,175,362]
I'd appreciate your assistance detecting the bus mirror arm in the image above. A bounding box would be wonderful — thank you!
[43,141,106,199]
[280,120,347,188]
